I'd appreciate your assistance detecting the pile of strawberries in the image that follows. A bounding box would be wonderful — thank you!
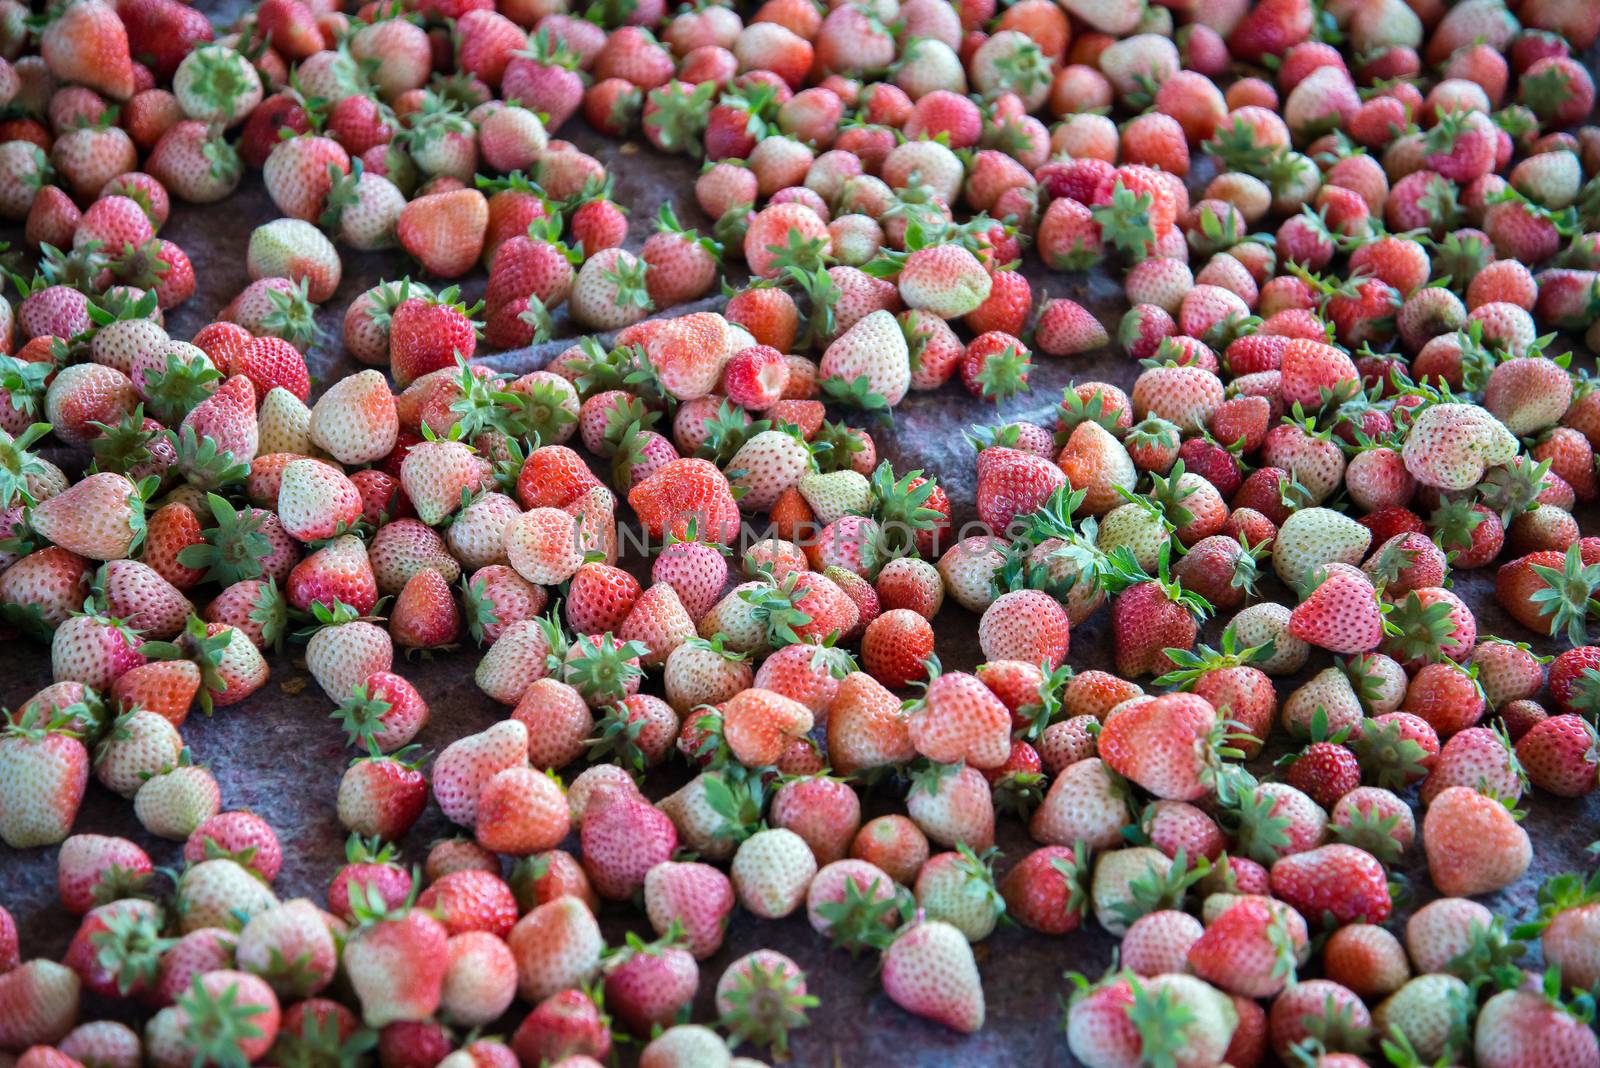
[5,0,1600,1061]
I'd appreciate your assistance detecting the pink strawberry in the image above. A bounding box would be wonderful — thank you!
[0,709,89,848]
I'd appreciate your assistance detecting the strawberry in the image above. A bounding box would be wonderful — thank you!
[1320,922,1410,1001]
[860,608,934,690]
[397,188,489,279]
[894,243,990,321]
[908,657,1016,762]
[1104,547,1213,676]
[1474,987,1600,1068]
[307,370,399,467]
[913,845,1005,943]
[483,224,575,319]
[0,546,86,634]
[709,952,815,1061]
[30,471,148,561]
[601,927,698,1038]
[1515,715,1599,797]
[646,311,735,401]
[662,638,749,717]
[172,43,263,129]
[337,747,428,840]
[629,457,741,545]
[1098,691,1236,803]
[1272,507,1371,589]
[56,832,152,914]
[476,765,570,857]
[400,438,489,526]
[389,290,481,388]
[463,564,546,646]
[978,587,1070,668]
[132,754,221,840]
[1034,298,1110,357]
[1186,896,1306,998]
[51,609,146,690]
[903,760,994,851]
[94,558,191,640]
[1270,843,1391,924]
[389,567,460,651]
[333,670,428,752]
[880,916,984,1034]
[41,0,135,101]
[0,959,81,1048]
[511,986,611,1065]
[147,121,242,203]
[326,836,410,923]
[246,220,342,305]
[289,532,378,615]
[115,0,213,82]
[92,707,180,797]
[341,889,450,1028]
[721,686,812,767]
[641,203,721,307]
[1288,566,1383,654]
[0,709,89,848]
[263,135,349,223]
[568,247,654,330]
[235,899,337,1000]
[1266,979,1369,1061]
[642,861,734,960]
[1422,785,1532,896]
[580,786,677,900]
[817,308,910,410]
[502,507,584,587]
[275,459,361,544]
[1401,398,1523,489]
[432,718,527,828]
[722,344,789,411]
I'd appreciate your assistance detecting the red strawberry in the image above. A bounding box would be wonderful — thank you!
[1097,692,1227,802]
[1288,567,1383,654]
[115,0,213,82]
[1269,843,1391,924]
[1515,715,1599,797]
[337,747,428,840]
[389,288,481,388]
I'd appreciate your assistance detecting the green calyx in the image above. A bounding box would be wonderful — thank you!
[1108,847,1212,929]
[560,632,648,705]
[330,682,395,751]
[812,871,910,956]
[1153,623,1275,690]
[177,493,270,586]
[1528,543,1600,647]
[177,972,271,1068]
[0,422,52,510]
[139,613,234,715]
[716,948,820,1057]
